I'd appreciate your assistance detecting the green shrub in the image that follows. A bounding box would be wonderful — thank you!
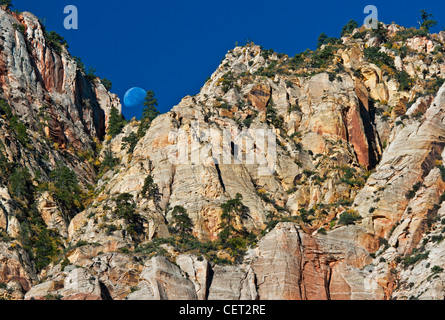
[402,251,429,267]
[265,98,284,129]
[44,294,62,301]
[431,265,444,274]
[317,33,341,49]
[405,182,422,200]
[49,164,84,217]
[339,166,365,187]
[364,47,395,69]
[0,98,29,146]
[9,167,33,199]
[101,78,112,91]
[86,67,97,81]
[352,30,369,40]
[0,230,11,242]
[396,71,414,91]
[431,234,444,243]
[426,78,445,95]
[391,28,428,43]
[338,210,362,226]
[45,30,68,54]
[261,48,275,60]
[310,46,336,69]
[341,20,359,37]
[12,23,25,35]
[289,51,307,69]
[299,208,315,224]
[18,206,63,273]
[397,46,409,59]
[0,0,13,9]
[114,193,136,220]
[105,224,117,235]
[216,194,257,262]
[242,117,253,128]
[438,165,445,181]
[121,132,139,153]
[370,22,389,42]
[73,56,86,73]
[100,148,118,174]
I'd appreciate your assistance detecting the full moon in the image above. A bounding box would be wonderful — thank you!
[124,87,146,108]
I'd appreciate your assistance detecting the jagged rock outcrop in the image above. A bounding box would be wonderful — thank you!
[250,222,384,300]
[0,242,37,299]
[0,6,122,241]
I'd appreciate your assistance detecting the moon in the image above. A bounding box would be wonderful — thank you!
[124,87,146,108]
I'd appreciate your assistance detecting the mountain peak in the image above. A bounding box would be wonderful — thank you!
[1,4,445,300]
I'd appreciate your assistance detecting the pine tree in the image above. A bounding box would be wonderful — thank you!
[142,90,160,122]
[0,0,13,9]
[107,106,126,138]
[317,33,328,49]
[49,164,83,217]
[420,10,437,32]
[170,206,193,236]
[101,78,112,91]
[141,175,161,204]
[138,90,160,138]
[114,193,144,238]
[219,193,249,243]
[341,20,359,37]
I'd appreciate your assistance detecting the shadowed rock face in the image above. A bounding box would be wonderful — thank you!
[1,5,445,300]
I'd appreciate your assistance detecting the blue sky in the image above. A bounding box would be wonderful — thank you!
[13,0,445,119]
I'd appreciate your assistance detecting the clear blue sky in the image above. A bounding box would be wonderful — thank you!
[13,0,445,119]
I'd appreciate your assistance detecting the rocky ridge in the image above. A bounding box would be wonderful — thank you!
[1,6,445,300]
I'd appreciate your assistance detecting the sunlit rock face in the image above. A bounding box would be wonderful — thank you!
[1,6,445,300]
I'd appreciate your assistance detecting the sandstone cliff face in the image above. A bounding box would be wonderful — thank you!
[0,7,122,299]
[1,10,119,144]
[1,5,445,300]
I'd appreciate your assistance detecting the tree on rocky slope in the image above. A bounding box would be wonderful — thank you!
[9,167,33,199]
[99,147,118,174]
[170,206,193,236]
[419,10,437,32]
[218,194,256,263]
[114,193,144,239]
[219,193,250,243]
[107,106,126,138]
[45,30,69,54]
[138,90,160,138]
[101,78,112,91]
[121,132,139,153]
[341,19,359,37]
[0,0,12,9]
[141,175,161,204]
[49,164,84,218]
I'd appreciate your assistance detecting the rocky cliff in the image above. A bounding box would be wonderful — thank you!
[1,6,445,300]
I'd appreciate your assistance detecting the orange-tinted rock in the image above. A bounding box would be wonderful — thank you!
[251,223,384,300]
[355,79,369,111]
[344,102,371,168]
[62,293,102,300]
[246,83,271,111]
